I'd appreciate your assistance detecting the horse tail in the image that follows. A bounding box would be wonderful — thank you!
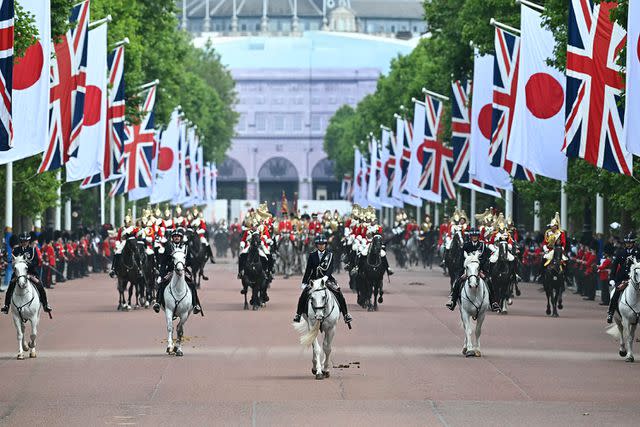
[605,323,621,339]
[293,318,321,347]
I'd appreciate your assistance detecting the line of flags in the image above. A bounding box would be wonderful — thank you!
[0,0,217,207]
[345,0,640,207]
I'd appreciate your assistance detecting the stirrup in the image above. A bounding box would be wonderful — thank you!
[153,303,161,313]
[606,313,614,324]
[343,313,353,323]
[1,305,8,314]
[193,305,201,314]
[491,302,501,312]
[293,314,301,323]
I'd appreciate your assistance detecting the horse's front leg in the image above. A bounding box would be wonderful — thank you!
[474,313,485,357]
[175,318,185,357]
[624,320,636,362]
[545,289,551,316]
[165,310,174,354]
[312,331,323,379]
[251,282,260,310]
[127,282,134,309]
[29,313,39,358]
[459,310,469,355]
[463,312,475,357]
[551,289,559,317]
[13,314,25,360]
[373,284,379,311]
[322,326,335,377]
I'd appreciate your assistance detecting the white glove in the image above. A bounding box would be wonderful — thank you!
[300,282,307,289]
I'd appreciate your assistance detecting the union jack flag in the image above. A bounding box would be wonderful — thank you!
[451,80,501,196]
[184,130,193,198]
[110,85,156,195]
[39,0,90,173]
[383,131,396,199]
[562,0,631,175]
[0,0,13,152]
[490,27,535,182]
[398,117,412,195]
[82,45,127,189]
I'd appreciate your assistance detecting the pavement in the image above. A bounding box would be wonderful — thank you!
[0,259,638,426]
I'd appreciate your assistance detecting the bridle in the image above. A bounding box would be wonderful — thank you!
[462,259,485,320]
[310,286,335,325]
[12,260,35,323]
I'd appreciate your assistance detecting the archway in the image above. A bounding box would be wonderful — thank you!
[217,157,247,199]
[312,158,341,200]
[258,157,299,203]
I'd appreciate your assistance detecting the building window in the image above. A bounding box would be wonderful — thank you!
[274,115,284,131]
[293,114,303,131]
[236,115,247,131]
[311,97,321,105]
[241,24,247,31]
[329,96,336,104]
[311,115,322,131]
[256,96,265,105]
[255,113,266,131]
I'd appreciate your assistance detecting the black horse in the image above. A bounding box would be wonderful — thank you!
[186,229,208,289]
[543,245,565,317]
[445,234,464,289]
[328,234,342,274]
[419,230,436,269]
[115,238,143,311]
[139,246,156,308]
[229,230,241,259]
[489,240,513,314]
[358,235,387,311]
[241,233,268,310]
[213,227,229,258]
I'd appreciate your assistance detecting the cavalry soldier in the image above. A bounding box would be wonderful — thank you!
[190,208,215,263]
[153,227,202,315]
[2,232,53,315]
[238,206,275,281]
[543,212,567,261]
[109,211,139,278]
[446,228,500,312]
[438,213,450,247]
[353,207,393,276]
[163,207,174,230]
[308,212,323,236]
[445,210,468,250]
[421,214,433,234]
[293,234,352,325]
[606,232,640,323]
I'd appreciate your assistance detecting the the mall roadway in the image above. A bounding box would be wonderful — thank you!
[0,259,639,427]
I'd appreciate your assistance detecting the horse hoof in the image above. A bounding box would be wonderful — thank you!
[465,350,476,358]
[625,355,634,363]
[546,308,551,315]
[16,353,25,360]
[166,347,173,354]
[507,298,513,306]
[323,371,330,378]
[474,350,481,357]
[30,350,37,358]
[462,348,467,355]
[367,307,374,312]
[312,368,317,375]
[619,350,627,357]
[315,373,324,380]
[516,289,521,297]
[244,304,249,310]
[175,349,184,357]
[252,305,258,311]
[378,297,383,304]
[552,312,559,318]
[144,302,149,308]
[558,303,563,310]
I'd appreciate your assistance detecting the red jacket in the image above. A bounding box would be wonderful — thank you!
[597,258,612,281]
[43,244,56,267]
[438,223,449,245]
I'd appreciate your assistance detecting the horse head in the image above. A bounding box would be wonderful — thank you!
[463,253,480,288]
[498,240,508,261]
[371,234,383,253]
[309,277,329,321]
[172,246,187,276]
[250,232,261,247]
[630,259,640,288]
[12,256,29,289]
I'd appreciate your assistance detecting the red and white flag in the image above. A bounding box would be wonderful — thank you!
[508,4,567,181]
[66,22,107,181]
[1,0,50,164]
[625,0,640,156]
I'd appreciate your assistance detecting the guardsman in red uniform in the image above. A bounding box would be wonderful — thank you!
[308,213,322,236]
[42,239,56,288]
[438,214,450,246]
[109,210,138,278]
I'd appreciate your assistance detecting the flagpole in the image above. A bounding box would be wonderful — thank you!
[88,15,112,29]
[100,181,105,225]
[64,199,72,232]
[456,190,462,210]
[505,190,513,219]
[421,88,449,101]
[111,37,129,48]
[470,189,477,228]
[533,200,541,232]
[110,195,115,225]
[434,204,440,226]
[596,194,604,235]
[3,162,12,291]
[515,0,545,13]
[120,196,125,226]
[560,182,568,232]
[55,171,62,230]
[489,18,521,34]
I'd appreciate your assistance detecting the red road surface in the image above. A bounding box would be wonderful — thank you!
[0,260,638,426]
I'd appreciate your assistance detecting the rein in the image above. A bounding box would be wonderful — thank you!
[310,287,336,330]
[12,278,35,324]
[462,277,486,320]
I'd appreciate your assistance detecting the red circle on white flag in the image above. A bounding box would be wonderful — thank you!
[525,73,564,119]
[157,147,174,171]
[14,41,44,90]
[83,85,102,126]
[478,104,493,139]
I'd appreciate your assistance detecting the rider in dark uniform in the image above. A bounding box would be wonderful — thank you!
[606,232,640,323]
[293,234,352,325]
[2,232,53,315]
[152,227,202,315]
[446,228,500,312]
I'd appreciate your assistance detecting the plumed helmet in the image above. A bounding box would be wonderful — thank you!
[550,212,560,228]
[314,234,328,245]
[624,231,637,243]
[175,205,183,216]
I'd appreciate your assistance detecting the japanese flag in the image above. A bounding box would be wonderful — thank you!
[1,0,50,164]
[507,4,567,181]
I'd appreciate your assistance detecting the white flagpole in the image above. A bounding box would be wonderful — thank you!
[505,190,513,219]
[109,195,115,225]
[434,204,440,226]
[120,196,125,226]
[5,162,12,231]
[560,182,568,231]
[596,194,604,234]
[100,181,105,225]
[456,190,462,210]
[64,200,72,232]
[470,189,477,227]
[55,170,62,230]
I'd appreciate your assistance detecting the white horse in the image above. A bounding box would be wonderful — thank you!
[293,276,340,380]
[607,260,640,362]
[163,247,193,357]
[459,253,490,357]
[11,256,41,360]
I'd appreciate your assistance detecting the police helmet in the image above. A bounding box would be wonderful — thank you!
[314,234,328,245]
[19,232,31,243]
[624,231,637,243]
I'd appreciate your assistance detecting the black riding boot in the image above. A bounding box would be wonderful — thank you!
[1,279,16,313]
[153,274,171,312]
[446,276,464,310]
[607,287,622,323]
[238,253,247,277]
[187,280,203,316]
[330,287,352,323]
[110,254,120,277]
[205,244,216,263]
[382,254,394,275]
[31,277,52,313]
[295,287,311,320]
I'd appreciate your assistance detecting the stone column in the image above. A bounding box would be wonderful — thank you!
[231,0,238,32]
[203,0,211,32]
[292,0,299,33]
[533,200,541,232]
[261,0,269,32]
[560,182,568,232]
[181,0,188,30]
[596,194,604,235]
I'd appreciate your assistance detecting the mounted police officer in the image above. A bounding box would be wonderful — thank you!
[446,228,500,312]
[294,234,352,325]
[2,232,53,315]
[153,227,202,315]
[606,231,640,323]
